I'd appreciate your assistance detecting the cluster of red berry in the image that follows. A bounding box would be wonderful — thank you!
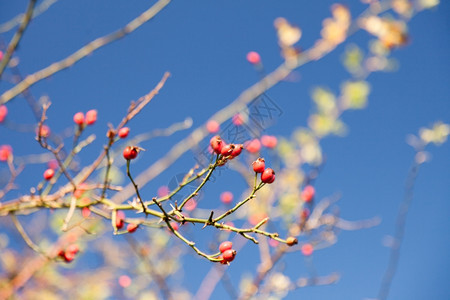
[218,241,236,264]
[252,157,276,184]
[210,135,243,162]
[57,244,79,263]
[115,210,139,233]
[73,109,98,126]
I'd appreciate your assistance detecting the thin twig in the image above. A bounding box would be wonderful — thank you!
[0,0,171,104]
[0,0,37,78]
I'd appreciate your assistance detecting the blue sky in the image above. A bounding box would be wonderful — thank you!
[1,1,449,299]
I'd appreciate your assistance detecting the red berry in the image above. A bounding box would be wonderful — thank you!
[245,139,261,153]
[246,51,261,65]
[220,191,233,205]
[123,146,138,160]
[127,223,139,233]
[85,109,97,125]
[82,207,91,218]
[43,168,55,180]
[261,168,275,184]
[206,120,220,133]
[118,127,130,138]
[66,244,79,255]
[118,275,132,288]
[0,51,3,61]
[0,105,7,123]
[170,221,179,231]
[210,135,223,154]
[74,183,88,199]
[252,158,265,173]
[219,241,233,253]
[73,112,85,125]
[0,145,12,162]
[232,113,245,126]
[230,144,243,157]
[37,125,51,138]
[220,144,235,157]
[301,185,315,203]
[116,210,125,229]
[63,251,75,263]
[222,249,236,262]
[301,243,314,256]
[261,135,278,148]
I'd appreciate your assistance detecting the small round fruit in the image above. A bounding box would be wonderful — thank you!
[220,144,235,157]
[123,146,138,160]
[206,120,220,133]
[43,168,55,181]
[116,210,125,229]
[85,109,97,125]
[231,144,243,157]
[245,139,261,153]
[261,135,278,148]
[66,244,79,255]
[73,112,85,125]
[127,223,139,233]
[246,51,261,65]
[0,145,12,162]
[220,191,233,205]
[0,105,8,123]
[301,243,314,256]
[252,158,265,173]
[286,237,298,246]
[219,241,233,253]
[118,127,130,138]
[210,135,223,154]
[222,249,236,262]
[261,168,275,184]
[301,185,315,203]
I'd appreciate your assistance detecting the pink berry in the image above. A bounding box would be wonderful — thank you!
[230,144,243,157]
[118,127,130,138]
[246,51,261,65]
[261,135,278,148]
[170,221,179,231]
[210,135,223,154]
[127,223,139,233]
[123,146,138,160]
[47,159,58,170]
[219,241,233,253]
[206,120,220,133]
[220,144,235,157]
[222,249,236,262]
[301,243,314,256]
[0,51,3,61]
[74,183,88,199]
[220,191,233,205]
[261,168,275,184]
[0,105,7,123]
[85,109,97,125]
[157,185,169,197]
[66,244,79,255]
[63,251,75,263]
[82,207,91,218]
[0,145,12,162]
[232,113,245,126]
[118,275,132,288]
[73,112,85,125]
[245,139,261,153]
[116,210,125,229]
[184,199,197,211]
[43,168,55,180]
[37,125,51,138]
[252,157,265,173]
[301,185,315,203]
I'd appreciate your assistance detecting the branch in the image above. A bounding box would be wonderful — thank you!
[0,0,37,78]
[0,0,171,104]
